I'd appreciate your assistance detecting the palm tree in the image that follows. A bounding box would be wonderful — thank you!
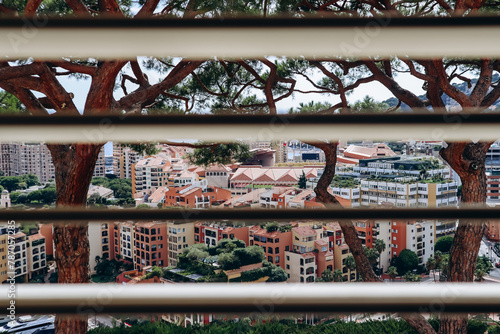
[364,246,380,271]
[434,250,443,280]
[320,269,334,282]
[374,239,386,275]
[426,257,437,282]
[475,268,486,282]
[387,266,398,282]
[344,255,357,281]
[333,269,343,282]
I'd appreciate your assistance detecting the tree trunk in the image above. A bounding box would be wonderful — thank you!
[47,143,103,334]
[439,141,491,334]
[308,141,436,334]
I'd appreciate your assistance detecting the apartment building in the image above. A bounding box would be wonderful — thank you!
[249,225,293,268]
[230,166,319,196]
[487,170,500,202]
[259,187,298,208]
[163,185,231,209]
[27,233,46,279]
[285,251,317,283]
[194,223,250,247]
[113,144,143,179]
[167,222,195,267]
[342,143,396,160]
[134,222,168,271]
[284,225,334,283]
[136,186,168,208]
[353,220,374,248]
[132,156,170,194]
[0,142,104,182]
[330,187,361,208]
[486,219,500,242]
[205,164,231,188]
[93,148,106,177]
[0,142,20,176]
[0,228,29,282]
[389,220,435,266]
[0,228,28,283]
[88,222,117,274]
[372,220,392,271]
[323,222,357,282]
[360,179,458,208]
[39,223,54,258]
[352,157,451,179]
[0,232,7,283]
[119,222,134,263]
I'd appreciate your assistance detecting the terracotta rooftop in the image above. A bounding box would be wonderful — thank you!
[293,225,316,237]
[149,187,168,203]
[28,233,44,241]
[136,222,156,228]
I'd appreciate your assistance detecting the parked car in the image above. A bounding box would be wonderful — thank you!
[495,262,500,268]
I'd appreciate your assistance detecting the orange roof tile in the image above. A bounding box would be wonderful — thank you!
[293,226,316,236]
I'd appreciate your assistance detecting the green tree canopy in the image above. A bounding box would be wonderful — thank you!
[435,236,454,253]
[393,249,419,275]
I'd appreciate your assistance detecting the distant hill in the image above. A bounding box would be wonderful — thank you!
[383,73,500,111]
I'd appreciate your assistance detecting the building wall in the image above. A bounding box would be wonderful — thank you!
[205,171,230,189]
[0,233,8,283]
[134,223,168,271]
[486,220,500,242]
[167,222,194,267]
[119,223,134,263]
[39,223,54,257]
[374,220,391,272]
[250,228,292,269]
[27,235,46,279]
[285,251,317,283]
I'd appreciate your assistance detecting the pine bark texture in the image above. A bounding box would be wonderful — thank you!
[438,142,491,334]
[48,143,103,334]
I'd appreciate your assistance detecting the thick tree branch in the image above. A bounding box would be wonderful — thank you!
[135,0,160,17]
[64,0,92,17]
[364,60,426,109]
[117,60,203,112]
[24,0,43,16]
[469,59,493,106]
[431,59,473,108]
[0,63,45,81]
[47,61,96,76]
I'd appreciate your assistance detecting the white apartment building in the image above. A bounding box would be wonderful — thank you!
[360,180,458,208]
[119,223,134,263]
[330,187,361,207]
[167,222,194,267]
[27,234,46,279]
[132,156,170,194]
[285,251,317,283]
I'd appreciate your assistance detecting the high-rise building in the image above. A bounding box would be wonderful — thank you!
[167,222,194,267]
[131,156,170,194]
[0,142,104,182]
[0,227,28,282]
[113,143,143,179]
[134,222,168,271]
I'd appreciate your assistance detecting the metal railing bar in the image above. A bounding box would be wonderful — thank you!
[1,16,500,28]
[0,17,499,59]
[2,283,499,314]
[1,208,497,222]
[0,114,499,142]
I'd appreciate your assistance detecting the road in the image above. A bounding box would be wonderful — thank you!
[479,236,500,279]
